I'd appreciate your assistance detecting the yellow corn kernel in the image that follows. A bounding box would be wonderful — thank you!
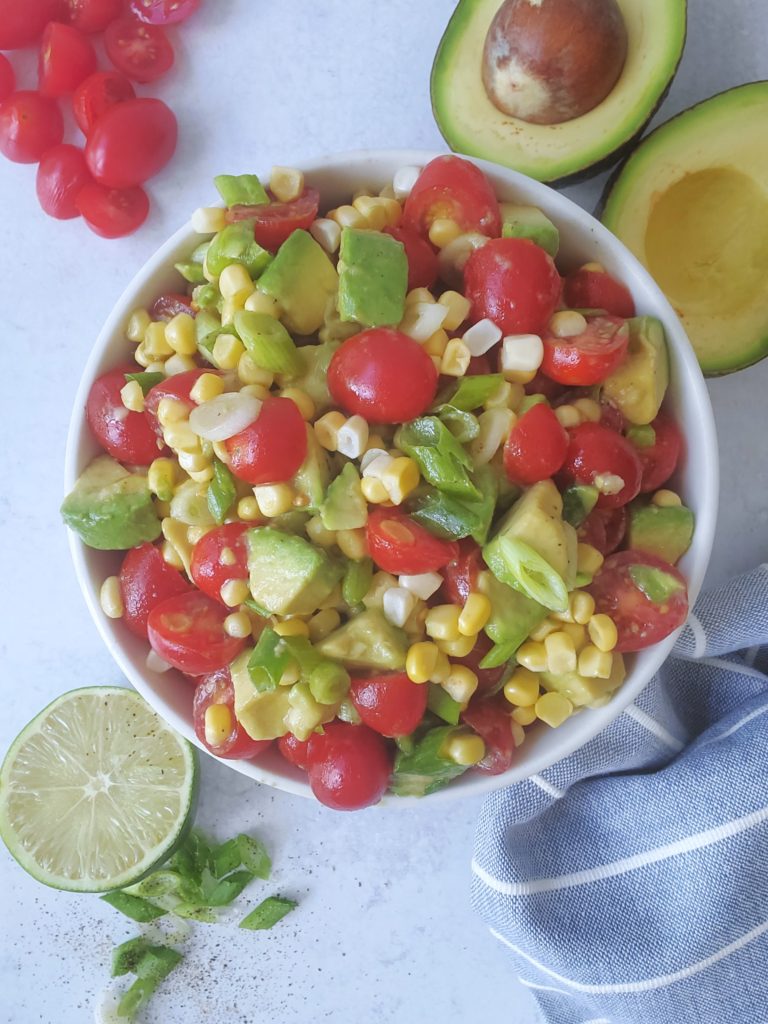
[159,540,183,573]
[429,218,462,249]
[236,352,273,387]
[239,383,271,402]
[380,457,420,505]
[577,543,604,577]
[163,421,200,454]
[366,433,386,452]
[143,320,174,359]
[571,591,596,625]
[220,578,250,607]
[560,621,588,652]
[147,458,176,501]
[119,379,145,413]
[516,641,547,672]
[440,338,472,377]
[244,289,281,317]
[133,342,152,368]
[212,441,232,465]
[270,166,304,203]
[588,614,618,652]
[406,641,441,684]
[308,609,341,643]
[187,524,208,546]
[423,328,449,358]
[314,411,346,451]
[237,496,261,522]
[189,372,225,405]
[535,692,574,728]
[438,290,472,331]
[594,472,625,497]
[99,576,123,619]
[511,721,527,747]
[545,631,578,674]
[361,477,390,504]
[211,333,245,370]
[581,261,606,273]
[578,644,614,679]
[224,611,252,639]
[444,732,486,766]
[363,571,398,610]
[336,528,368,561]
[573,397,602,423]
[379,183,397,200]
[192,206,226,234]
[549,310,587,338]
[328,204,367,229]
[503,668,540,707]
[254,483,295,518]
[406,287,436,307]
[178,450,212,475]
[271,618,309,639]
[512,705,537,727]
[377,197,402,227]
[156,396,189,426]
[306,516,338,548]
[652,489,682,508]
[554,404,582,429]
[126,307,151,343]
[281,387,315,421]
[443,665,479,705]
[145,360,166,374]
[162,517,193,575]
[190,465,215,484]
[528,618,559,642]
[204,704,233,746]
[429,355,442,374]
[164,312,198,356]
[353,195,389,231]
[459,593,491,637]
[165,354,198,376]
[438,634,478,658]
[430,650,451,684]
[219,546,237,567]
[425,604,462,641]
[219,263,255,303]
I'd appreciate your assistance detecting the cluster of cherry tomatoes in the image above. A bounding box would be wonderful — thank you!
[0,0,199,237]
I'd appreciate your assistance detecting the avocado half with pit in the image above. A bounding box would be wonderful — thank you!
[602,81,768,376]
[431,0,687,184]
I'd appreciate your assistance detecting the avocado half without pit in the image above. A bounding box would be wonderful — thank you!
[431,0,687,184]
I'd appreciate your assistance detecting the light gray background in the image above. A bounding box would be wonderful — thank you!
[1,1,766,1021]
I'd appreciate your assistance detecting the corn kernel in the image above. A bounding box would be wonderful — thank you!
[239,383,271,401]
[237,496,261,522]
[211,333,245,370]
[444,732,486,766]
[438,290,472,331]
[308,609,341,643]
[165,354,197,376]
[511,721,527,747]
[336,528,368,561]
[425,604,462,641]
[224,611,252,638]
[573,397,602,423]
[234,352,272,387]
[281,387,315,421]
[535,692,574,728]
[652,489,683,508]
[204,704,233,746]
[560,621,588,651]
[165,312,198,355]
[270,166,304,203]
[219,546,237,567]
[438,634,478,658]
[406,287,436,307]
[189,372,224,405]
[443,665,479,705]
[528,618,559,642]
[162,517,193,575]
[306,516,337,548]
[503,668,540,707]
[328,204,367,229]
[220,578,250,607]
[549,310,587,338]
[400,301,448,342]
[186,524,207,546]
[156,397,189,426]
[516,641,547,672]
[440,338,472,378]
[314,411,346,451]
[581,261,606,273]
[219,263,255,303]
[120,379,145,413]
[512,705,537,727]
[377,197,403,227]
[429,218,462,248]
[406,641,441,684]
[430,650,451,684]
[571,591,596,624]
[423,328,449,358]
[309,218,342,255]
[353,195,389,231]
[380,456,420,505]
[144,320,174,358]
[554,404,582,429]
[244,289,281,317]
[594,472,625,496]
[545,631,578,674]
[145,360,166,374]
[133,342,152,368]
[99,576,123,619]
[254,483,295,518]
[178,450,211,475]
[500,334,544,382]
[220,296,244,325]
[163,421,200,454]
[578,644,614,679]
[459,593,491,636]
[126,308,151,343]
[273,619,310,638]
[588,614,618,652]
[361,477,390,504]
[161,540,185,571]
[192,206,226,234]
[577,543,604,577]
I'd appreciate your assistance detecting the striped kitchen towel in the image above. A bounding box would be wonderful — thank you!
[472,565,768,1024]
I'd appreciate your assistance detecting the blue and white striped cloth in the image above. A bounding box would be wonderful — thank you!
[472,566,768,1024]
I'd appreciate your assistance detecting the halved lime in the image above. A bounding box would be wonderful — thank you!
[0,687,198,893]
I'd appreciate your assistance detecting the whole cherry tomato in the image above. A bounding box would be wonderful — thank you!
[85,98,177,188]
[367,508,459,575]
[226,190,320,252]
[562,422,642,509]
[0,0,59,49]
[190,523,254,607]
[36,144,92,219]
[350,673,428,737]
[464,237,561,336]
[193,669,271,759]
[383,225,438,291]
[503,403,569,486]
[306,722,392,810]
[105,15,174,84]
[564,267,636,319]
[0,91,64,163]
[86,367,161,464]
[76,182,150,238]
[226,397,308,485]
[38,23,97,98]
[541,315,629,387]
[402,155,501,237]
[147,591,246,675]
[73,71,136,135]
[119,542,192,638]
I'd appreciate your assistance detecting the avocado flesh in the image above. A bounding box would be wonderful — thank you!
[602,317,669,426]
[430,0,686,183]
[337,228,408,328]
[315,609,408,671]
[61,455,161,551]
[258,230,339,336]
[501,203,559,258]
[628,504,694,565]
[490,480,577,588]
[541,653,626,709]
[602,82,768,375]
[247,528,342,616]
[292,426,330,512]
[320,462,368,531]
[230,650,292,740]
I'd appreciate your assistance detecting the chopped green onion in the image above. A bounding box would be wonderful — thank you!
[479,639,518,670]
[247,628,296,692]
[483,535,569,612]
[397,416,480,501]
[124,371,165,395]
[437,373,504,411]
[518,394,549,415]
[116,945,183,1019]
[626,424,657,449]
[411,465,497,545]
[205,869,255,907]
[214,173,269,207]
[574,571,594,588]
[628,564,684,603]
[209,837,242,879]
[193,284,221,311]
[132,870,185,900]
[112,937,152,978]
[207,459,237,525]
[239,896,297,931]
[390,726,468,797]
[174,261,207,284]
[342,558,373,607]
[100,891,167,923]
[308,662,350,705]
[235,310,302,376]
[562,485,599,528]
[244,596,272,618]
[427,684,463,725]
[206,222,272,279]
[436,405,480,443]
[171,903,219,923]
[170,830,213,885]
[237,834,272,880]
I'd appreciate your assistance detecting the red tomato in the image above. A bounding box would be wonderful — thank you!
[349,673,428,737]
[564,268,636,319]
[383,225,438,291]
[440,539,483,605]
[524,371,568,404]
[145,369,214,433]
[38,22,97,98]
[147,591,246,675]
[367,508,458,575]
[226,189,320,252]
[306,722,392,811]
[151,293,194,321]
[464,238,561,336]
[402,155,501,237]
[467,354,493,376]
[0,56,15,103]
[600,400,625,434]
[36,144,92,220]
[0,0,59,48]
[0,91,64,163]
[105,15,174,84]
[278,733,311,771]
[76,182,149,237]
[503,403,568,486]
[562,422,642,509]
[588,550,689,653]
[119,542,192,638]
[541,315,629,387]
[85,98,177,188]
[634,413,683,493]
[328,328,438,424]
[455,633,506,695]
[578,506,627,556]
[73,71,136,135]
[226,396,307,486]
[130,0,200,24]
[86,367,161,464]
[462,694,515,775]
[192,669,271,760]
[190,523,253,607]
[64,0,124,32]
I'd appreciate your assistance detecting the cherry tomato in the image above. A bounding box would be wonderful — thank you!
[366,508,458,575]
[147,591,246,676]
[145,369,214,433]
[600,400,625,434]
[455,633,506,695]
[226,396,307,486]
[105,15,174,84]
[76,182,149,238]
[466,354,493,377]
[564,268,636,319]
[73,71,136,135]
[38,22,97,98]
[192,669,271,760]
[462,694,515,775]
[190,523,253,607]
[64,0,124,32]
[541,315,629,387]
[226,189,320,252]
[151,293,194,321]
[0,0,59,48]
[503,403,568,486]
[383,225,438,291]
[130,0,200,24]
[402,155,501,237]
[86,367,161,464]
[464,237,561,336]
[36,144,92,220]
[119,542,192,638]
[328,328,438,424]
[306,722,392,811]
[440,539,483,605]
[278,733,311,771]
[588,550,689,653]
[0,91,64,164]
[562,422,642,509]
[0,56,15,103]
[634,413,683,493]
[578,506,627,556]
[524,371,568,404]
[85,98,177,189]
[349,673,428,737]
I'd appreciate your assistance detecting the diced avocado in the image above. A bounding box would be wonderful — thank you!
[628,564,685,604]
[540,654,626,709]
[562,485,599,528]
[292,426,330,512]
[287,341,339,412]
[247,528,342,616]
[315,609,407,671]
[628,504,694,565]
[427,685,463,725]
[258,230,339,336]
[320,463,367,531]
[337,228,408,328]
[500,203,559,257]
[491,480,577,586]
[230,650,292,740]
[390,726,467,797]
[478,572,547,660]
[61,455,161,551]
[342,558,374,606]
[284,682,339,742]
[602,316,669,425]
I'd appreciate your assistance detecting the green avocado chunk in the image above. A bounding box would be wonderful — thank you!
[315,609,408,671]
[390,726,468,797]
[247,528,342,616]
[292,426,330,512]
[562,485,599,528]
[337,228,408,328]
[287,341,339,412]
[490,480,577,588]
[257,230,339,336]
[540,653,627,709]
[320,463,368,531]
[602,316,669,425]
[230,650,292,740]
[61,455,161,551]
[500,203,559,257]
[628,504,694,565]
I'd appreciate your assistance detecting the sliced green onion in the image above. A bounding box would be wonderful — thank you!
[247,629,296,692]
[171,903,219,923]
[124,371,165,395]
[483,535,569,612]
[342,558,374,607]
[397,416,480,502]
[390,726,467,797]
[207,458,237,525]
[427,684,463,725]
[117,945,183,1019]
[112,937,152,978]
[206,222,272,279]
[214,173,269,208]
[174,261,207,284]
[411,466,497,545]
[210,837,243,879]
[479,639,518,670]
[132,870,185,900]
[100,891,167,923]
[239,896,298,931]
[193,284,221,312]
[628,564,684,603]
[437,405,480,443]
[237,835,272,880]
[437,373,504,411]
[626,424,657,449]
[205,869,255,907]
[235,310,302,376]
[308,662,350,705]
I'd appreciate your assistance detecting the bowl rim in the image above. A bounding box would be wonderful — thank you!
[64,148,719,807]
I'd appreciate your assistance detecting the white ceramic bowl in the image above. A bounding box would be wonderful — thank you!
[64,149,718,806]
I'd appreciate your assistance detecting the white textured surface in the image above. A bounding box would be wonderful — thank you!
[0,1,766,1022]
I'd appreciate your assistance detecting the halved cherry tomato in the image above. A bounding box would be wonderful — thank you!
[227,189,320,252]
[105,15,174,84]
[462,694,515,775]
[0,91,64,163]
[328,328,438,424]
[464,237,561,336]
[367,508,458,575]
[85,98,177,188]
[306,722,392,811]
[440,539,483,605]
[455,633,506,695]
[383,225,438,291]
[588,550,689,652]
[634,413,683,493]
[145,369,215,433]
[119,542,192,638]
[541,315,629,387]
[36,144,92,220]
[600,400,625,434]
[86,367,161,464]
[562,422,642,509]
[578,506,627,556]
[503,403,568,486]
[77,182,150,238]
[0,56,16,103]
[402,155,501,238]
[524,371,568,404]
[38,23,97,98]
[226,396,307,485]
[151,293,194,321]
[0,0,59,49]
[130,0,200,24]
[350,673,428,738]
[147,591,246,675]
[564,268,635,319]
[64,0,124,33]
[73,71,135,135]
[190,523,253,607]
[278,733,311,771]
[193,669,271,760]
